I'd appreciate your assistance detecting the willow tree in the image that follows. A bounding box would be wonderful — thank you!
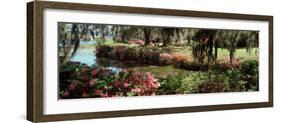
[79,24,90,40]
[184,29,199,45]
[244,31,259,54]
[191,29,259,69]
[192,29,217,65]
[112,26,143,42]
[174,28,185,45]
[58,23,82,65]
[217,30,258,66]
[161,28,175,46]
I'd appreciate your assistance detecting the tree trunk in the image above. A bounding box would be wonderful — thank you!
[144,28,152,45]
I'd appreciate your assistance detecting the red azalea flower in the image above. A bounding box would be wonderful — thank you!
[114,80,121,87]
[81,75,89,82]
[91,69,97,77]
[69,83,76,91]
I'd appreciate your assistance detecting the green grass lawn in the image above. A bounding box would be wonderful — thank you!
[216,48,259,61]
[169,45,259,61]
[79,40,135,48]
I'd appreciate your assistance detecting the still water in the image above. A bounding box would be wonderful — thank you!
[70,41,122,73]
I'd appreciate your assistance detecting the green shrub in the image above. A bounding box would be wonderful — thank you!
[197,81,229,93]
[158,73,185,95]
[226,69,241,83]
[177,72,207,94]
[240,60,259,91]
[225,69,246,91]
[240,60,259,76]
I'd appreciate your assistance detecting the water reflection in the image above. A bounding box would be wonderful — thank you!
[70,41,123,73]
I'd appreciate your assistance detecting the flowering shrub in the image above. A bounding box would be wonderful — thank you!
[138,47,161,65]
[59,62,161,99]
[96,45,113,58]
[95,45,245,72]
[124,47,139,61]
[128,39,145,45]
[172,54,192,64]
[111,46,127,60]
[181,61,208,71]
[210,58,241,72]
[96,45,161,64]
[113,72,161,96]
[222,58,241,70]
[172,54,192,68]
[159,53,174,65]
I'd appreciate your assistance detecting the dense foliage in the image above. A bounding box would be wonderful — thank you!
[58,23,259,99]
[59,60,258,98]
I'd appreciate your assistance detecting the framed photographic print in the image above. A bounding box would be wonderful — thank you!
[27,1,273,122]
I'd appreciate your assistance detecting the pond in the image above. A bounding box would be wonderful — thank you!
[70,40,123,73]
[69,40,190,77]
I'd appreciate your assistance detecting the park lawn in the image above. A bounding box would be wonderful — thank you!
[169,45,259,61]
[79,40,136,48]
[104,40,137,47]
[216,48,259,61]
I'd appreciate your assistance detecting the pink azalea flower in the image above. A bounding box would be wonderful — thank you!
[154,82,161,88]
[82,91,87,97]
[63,91,70,97]
[131,88,141,93]
[102,91,109,97]
[95,89,102,95]
[122,68,128,72]
[146,73,155,88]
[73,80,79,84]
[123,82,129,88]
[89,79,95,87]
